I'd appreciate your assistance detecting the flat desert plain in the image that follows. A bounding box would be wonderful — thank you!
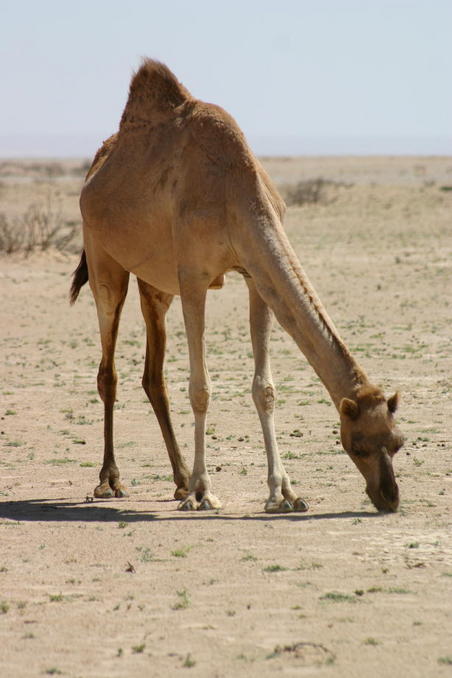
[0,156,451,677]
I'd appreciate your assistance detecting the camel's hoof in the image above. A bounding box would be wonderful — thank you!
[265,498,294,514]
[174,486,189,501]
[198,496,221,511]
[293,497,309,512]
[178,497,198,511]
[94,484,114,499]
[114,486,129,498]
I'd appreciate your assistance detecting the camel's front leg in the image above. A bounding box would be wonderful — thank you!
[246,279,309,513]
[178,277,221,511]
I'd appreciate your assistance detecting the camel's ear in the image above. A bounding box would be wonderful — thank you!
[340,397,360,420]
[387,392,400,414]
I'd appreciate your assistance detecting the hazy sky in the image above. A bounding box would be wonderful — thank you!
[1,0,451,156]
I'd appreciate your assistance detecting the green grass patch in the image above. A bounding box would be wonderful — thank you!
[132,643,145,654]
[263,564,288,573]
[171,546,192,558]
[320,592,357,603]
[241,553,258,562]
[172,589,190,610]
[182,653,196,668]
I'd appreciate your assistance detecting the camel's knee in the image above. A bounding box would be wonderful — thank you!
[189,382,210,414]
[252,376,275,414]
[97,364,117,403]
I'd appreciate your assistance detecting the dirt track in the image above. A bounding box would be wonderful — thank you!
[1,157,451,676]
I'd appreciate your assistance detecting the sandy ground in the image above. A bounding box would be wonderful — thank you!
[0,156,451,677]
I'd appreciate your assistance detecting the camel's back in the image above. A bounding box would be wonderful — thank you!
[81,61,255,223]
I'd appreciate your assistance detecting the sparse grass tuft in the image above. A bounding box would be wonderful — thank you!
[387,587,413,594]
[171,545,192,558]
[172,589,190,610]
[182,653,196,668]
[131,643,145,654]
[263,564,287,573]
[364,637,379,646]
[320,592,357,603]
[241,553,258,562]
[136,546,153,563]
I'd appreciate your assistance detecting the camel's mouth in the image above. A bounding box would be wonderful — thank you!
[366,484,400,513]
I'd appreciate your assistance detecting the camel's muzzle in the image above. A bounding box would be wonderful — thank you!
[366,449,400,512]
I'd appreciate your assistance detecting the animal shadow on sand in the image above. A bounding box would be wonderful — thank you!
[0,498,381,524]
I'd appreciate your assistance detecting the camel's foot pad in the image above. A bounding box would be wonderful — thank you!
[178,493,221,511]
[265,497,309,514]
[94,482,129,499]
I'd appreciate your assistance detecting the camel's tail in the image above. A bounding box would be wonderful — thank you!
[120,59,191,128]
[70,250,88,305]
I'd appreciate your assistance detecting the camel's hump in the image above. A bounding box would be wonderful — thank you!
[120,59,191,127]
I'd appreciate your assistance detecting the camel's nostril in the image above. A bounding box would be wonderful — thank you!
[380,494,399,512]
[366,485,400,513]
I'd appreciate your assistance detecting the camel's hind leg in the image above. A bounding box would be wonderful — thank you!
[137,279,190,499]
[246,279,309,513]
[85,236,130,498]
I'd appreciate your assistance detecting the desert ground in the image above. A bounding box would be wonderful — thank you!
[0,156,451,677]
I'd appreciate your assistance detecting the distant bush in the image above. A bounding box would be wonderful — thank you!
[283,177,352,207]
[74,160,92,176]
[0,159,91,180]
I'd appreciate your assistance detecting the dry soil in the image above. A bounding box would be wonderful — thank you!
[0,156,451,677]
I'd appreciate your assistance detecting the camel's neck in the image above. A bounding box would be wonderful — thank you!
[236,213,369,409]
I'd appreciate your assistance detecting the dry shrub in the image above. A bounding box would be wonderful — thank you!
[0,194,79,254]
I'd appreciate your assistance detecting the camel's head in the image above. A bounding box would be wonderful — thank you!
[339,386,404,512]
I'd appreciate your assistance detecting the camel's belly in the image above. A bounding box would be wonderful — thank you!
[131,253,181,295]
[96,222,181,295]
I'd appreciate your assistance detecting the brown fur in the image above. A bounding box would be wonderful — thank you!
[73,59,403,512]
[86,134,118,179]
[354,385,387,411]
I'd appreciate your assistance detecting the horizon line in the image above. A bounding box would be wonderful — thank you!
[1,132,451,159]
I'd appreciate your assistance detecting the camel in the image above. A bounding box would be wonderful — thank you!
[70,59,404,513]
